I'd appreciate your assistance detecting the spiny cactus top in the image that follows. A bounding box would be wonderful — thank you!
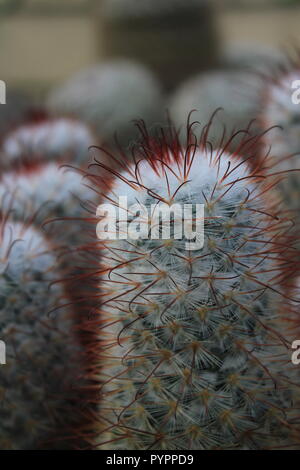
[0,162,94,244]
[83,122,299,450]
[0,217,80,449]
[46,61,163,146]
[169,71,262,150]
[1,117,95,168]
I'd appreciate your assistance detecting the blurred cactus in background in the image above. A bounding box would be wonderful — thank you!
[169,71,262,150]
[221,43,286,73]
[260,64,300,223]
[0,217,81,449]
[99,0,219,91]
[1,117,96,169]
[0,89,31,142]
[46,60,163,150]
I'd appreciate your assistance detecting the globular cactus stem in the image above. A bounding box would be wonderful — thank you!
[82,121,299,450]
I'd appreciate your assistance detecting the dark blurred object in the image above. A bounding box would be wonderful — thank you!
[0,89,31,141]
[169,69,262,150]
[99,0,219,92]
[0,0,22,14]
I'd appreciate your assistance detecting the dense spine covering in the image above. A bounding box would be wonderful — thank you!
[1,117,96,169]
[0,215,81,449]
[81,121,299,450]
[0,162,95,246]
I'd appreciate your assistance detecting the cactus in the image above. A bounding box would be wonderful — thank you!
[169,70,262,151]
[46,60,163,148]
[0,162,95,246]
[83,121,299,450]
[1,117,96,169]
[99,0,219,91]
[261,65,300,221]
[0,215,81,449]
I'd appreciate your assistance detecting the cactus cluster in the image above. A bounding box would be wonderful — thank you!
[82,123,299,450]
[0,116,96,449]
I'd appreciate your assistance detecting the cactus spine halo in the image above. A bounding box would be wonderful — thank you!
[0,161,95,244]
[1,116,96,169]
[83,121,299,450]
[0,214,80,449]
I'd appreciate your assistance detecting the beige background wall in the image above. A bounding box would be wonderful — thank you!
[1,6,300,96]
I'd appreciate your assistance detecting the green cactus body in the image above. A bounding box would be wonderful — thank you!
[88,125,299,450]
[0,218,80,449]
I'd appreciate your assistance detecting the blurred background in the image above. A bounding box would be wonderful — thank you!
[1,0,300,148]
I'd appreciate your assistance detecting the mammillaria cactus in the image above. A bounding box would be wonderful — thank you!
[99,0,219,91]
[169,71,262,151]
[261,65,300,220]
[0,215,81,449]
[82,121,299,450]
[0,162,95,246]
[1,117,96,169]
[0,89,31,141]
[46,61,163,148]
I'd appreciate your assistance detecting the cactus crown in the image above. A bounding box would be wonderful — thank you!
[2,117,95,168]
[82,120,298,450]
